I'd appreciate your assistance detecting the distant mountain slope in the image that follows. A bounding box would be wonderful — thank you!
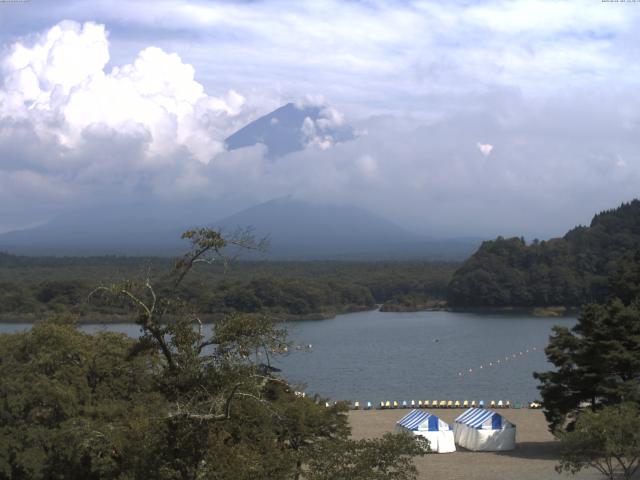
[0,211,187,256]
[447,200,640,307]
[225,102,354,158]
[216,197,416,253]
[0,197,480,260]
[215,197,480,260]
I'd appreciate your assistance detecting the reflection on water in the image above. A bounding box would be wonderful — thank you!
[0,309,575,403]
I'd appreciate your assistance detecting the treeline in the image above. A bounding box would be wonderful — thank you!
[448,200,640,307]
[185,277,375,318]
[0,256,458,321]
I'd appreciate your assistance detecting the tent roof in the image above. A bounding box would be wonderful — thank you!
[397,410,450,431]
[455,408,512,430]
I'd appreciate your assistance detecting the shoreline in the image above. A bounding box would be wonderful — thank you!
[0,303,579,324]
[449,305,580,317]
[0,305,379,325]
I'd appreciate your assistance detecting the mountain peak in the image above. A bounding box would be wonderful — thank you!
[225,102,354,158]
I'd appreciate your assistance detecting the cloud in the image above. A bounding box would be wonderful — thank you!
[463,0,626,36]
[205,90,640,238]
[5,1,638,119]
[0,11,639,240]
[301,116,332,150]
[316,106,346,130]
[477,143,493,156]
[0,20,247,165]
[0,168,72,232]
[299,104,352,150]
[355,154,379,181]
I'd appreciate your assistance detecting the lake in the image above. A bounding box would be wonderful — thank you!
[0,309,576,405]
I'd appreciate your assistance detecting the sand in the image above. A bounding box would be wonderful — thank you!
[348,409,606,480]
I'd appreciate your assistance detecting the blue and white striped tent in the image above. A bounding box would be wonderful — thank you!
[454,408,515,451]
[398,410,451,431]
[455,408,505,429]
[396,410,456,453]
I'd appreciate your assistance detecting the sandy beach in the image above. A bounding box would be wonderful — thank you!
[348,409,605,480]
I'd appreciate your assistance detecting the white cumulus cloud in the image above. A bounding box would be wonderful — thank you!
[0,20,245,165]
[299,104,351,150]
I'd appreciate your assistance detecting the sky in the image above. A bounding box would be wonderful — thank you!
[0,0,639,239]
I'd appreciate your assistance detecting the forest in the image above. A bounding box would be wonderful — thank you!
[448,200,640,308]
[0,252,457,322]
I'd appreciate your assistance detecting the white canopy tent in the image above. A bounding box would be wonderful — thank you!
[396,410,456,453]
[454,408,516,451]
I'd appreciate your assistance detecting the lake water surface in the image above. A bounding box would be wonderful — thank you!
[275,309,576,404]
[0,309,576,405]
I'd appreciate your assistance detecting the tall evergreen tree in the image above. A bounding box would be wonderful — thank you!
[534,253,640,432]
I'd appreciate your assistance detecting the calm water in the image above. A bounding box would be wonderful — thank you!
[275,310,576,404]
[0,310,576,404]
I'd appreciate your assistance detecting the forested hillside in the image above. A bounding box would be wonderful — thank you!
[448,200,640,307]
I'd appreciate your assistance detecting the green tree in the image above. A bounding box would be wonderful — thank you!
[305,433,427,480]
[534,261,640,432]
[556,403,640,480]
[0,316,163,480]
[608,251,640,305]
[533,301,640,432]
[269,389,350,480]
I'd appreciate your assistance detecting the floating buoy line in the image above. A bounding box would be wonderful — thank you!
[254,343,313,357]
[285,341,547,410]
[455,346,542,378]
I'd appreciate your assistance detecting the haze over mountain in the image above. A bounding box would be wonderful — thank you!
[225,102,355,158]
[0,196,481,260]
[0,210,186,256]
[214,197,481,260]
